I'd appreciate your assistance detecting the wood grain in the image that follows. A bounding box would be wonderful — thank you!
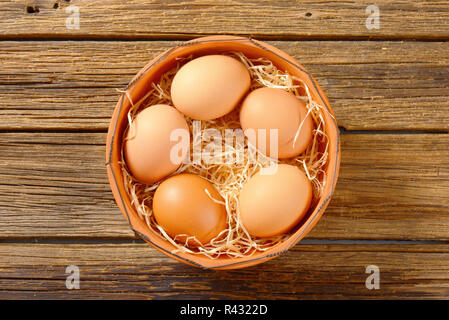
[1,1,449,40]
[1,41,449,131]
[1,243,449,299]
[1,132,448,240]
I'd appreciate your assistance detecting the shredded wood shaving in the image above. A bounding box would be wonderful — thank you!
[119,51,330,259]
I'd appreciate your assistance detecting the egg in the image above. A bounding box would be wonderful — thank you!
[124,104,189,184]
[171,55,251,120]
[238,164,312,237]
[153,174,227,245]
[239,87,313,159]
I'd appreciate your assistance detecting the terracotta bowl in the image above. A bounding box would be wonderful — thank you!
[106,35,341,270]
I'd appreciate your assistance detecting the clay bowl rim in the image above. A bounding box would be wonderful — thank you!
[106,35,341,270]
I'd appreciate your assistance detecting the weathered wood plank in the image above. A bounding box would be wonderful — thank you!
[0,132,133,238]
[0,132,448,240]
[1,41,449,131]
[1,1,449,39]
[1,243,449,299]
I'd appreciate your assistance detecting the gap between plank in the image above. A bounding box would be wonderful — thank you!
[1,34,449,42]
[337,127,449,135]
[0,238,447,245]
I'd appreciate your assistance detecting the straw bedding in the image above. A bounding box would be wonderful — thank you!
[120,52,330,259]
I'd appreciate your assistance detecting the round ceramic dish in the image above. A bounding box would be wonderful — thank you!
[106,35,341,270]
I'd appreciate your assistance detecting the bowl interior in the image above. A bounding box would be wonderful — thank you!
[106,36,340,270]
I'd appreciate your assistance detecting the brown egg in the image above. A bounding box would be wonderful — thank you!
[238,164,312,238]
[153,174,227,245]
[171,55,251,120]
[240,87,313,159]
[124,104,189,184]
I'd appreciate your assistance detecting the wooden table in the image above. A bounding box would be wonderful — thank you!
[1,0,448,299]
